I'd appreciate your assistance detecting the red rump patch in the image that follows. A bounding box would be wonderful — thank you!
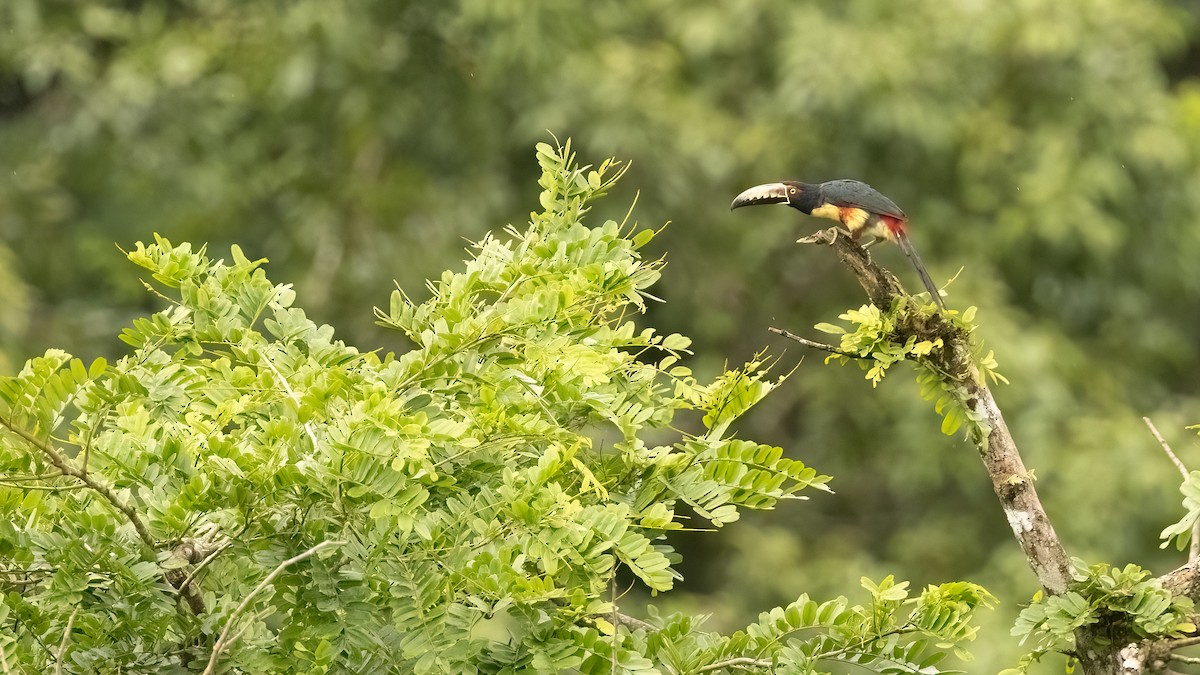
[880,215,907,236]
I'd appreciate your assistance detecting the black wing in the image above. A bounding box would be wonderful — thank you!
[819,180,906,219]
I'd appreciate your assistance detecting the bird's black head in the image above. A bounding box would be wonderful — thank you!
[730,181,820,214]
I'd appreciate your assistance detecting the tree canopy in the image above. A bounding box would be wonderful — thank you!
[0,142,1010,674]
[3,1,1200,671]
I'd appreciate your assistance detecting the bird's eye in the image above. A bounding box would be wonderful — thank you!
[789,187,796,194]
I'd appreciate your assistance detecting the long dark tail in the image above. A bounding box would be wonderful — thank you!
[895,231,945,310]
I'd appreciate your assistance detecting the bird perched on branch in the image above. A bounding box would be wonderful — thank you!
[730,179,945,310]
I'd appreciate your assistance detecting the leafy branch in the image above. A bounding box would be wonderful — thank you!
[201,540,345,675]
[1004,562,1195,675]
[782,226,1200,674]
[781,227,1072,597]
[0,412,156,550]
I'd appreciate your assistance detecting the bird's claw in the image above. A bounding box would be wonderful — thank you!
[796,226,844,245]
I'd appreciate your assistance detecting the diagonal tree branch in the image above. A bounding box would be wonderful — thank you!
[797,228,908,309]
[0,414,156,550]
[1143,417,1200,564]
[0,416,221,615]
[201,539,344,675]
[767,326,863,358]
[797,228,1072,594]
[696,656,771,673]
[792,228,1200,672]
[963,360,1072,594]
[53,607,79,675]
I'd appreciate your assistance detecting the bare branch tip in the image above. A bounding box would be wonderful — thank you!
[1143,417,1189,477]
[1143,417,1200,563]
[768,326,858,358]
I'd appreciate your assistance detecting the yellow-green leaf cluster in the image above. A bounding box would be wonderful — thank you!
[0,142,851,674]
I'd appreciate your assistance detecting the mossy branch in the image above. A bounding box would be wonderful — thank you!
[789,227,1073,596]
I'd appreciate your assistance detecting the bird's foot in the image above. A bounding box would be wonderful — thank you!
[796,226,844,245]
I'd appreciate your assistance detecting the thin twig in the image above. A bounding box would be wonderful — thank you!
[1146,417,1190,478]
[0,472,64,482]
[615,612,655,632]
[201,540,344,675]
[610,579,618,675]
[0,566,54,576]
[53,607,79,675]
[767,327,860,358]
[1144,417,1200,564]
[260,354,321,452]
[0,565,56,591]
[79,413,99,478]
[0,415,156,549]
[0,577,44,588]
[176,538,236,597]
[1169,635,1200,649]
[222,608,271,655]
[0,482,85,492]
[1171,653,1200,665]
[696,656,772,672]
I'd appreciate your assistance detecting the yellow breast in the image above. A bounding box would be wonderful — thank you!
[810,204,873,235]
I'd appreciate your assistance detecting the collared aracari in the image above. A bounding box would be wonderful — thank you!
[730,179,945,310]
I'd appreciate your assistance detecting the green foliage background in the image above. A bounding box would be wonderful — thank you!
[4,0,1200,671]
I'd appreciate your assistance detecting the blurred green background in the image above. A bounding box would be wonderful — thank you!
[4,0,1200,670]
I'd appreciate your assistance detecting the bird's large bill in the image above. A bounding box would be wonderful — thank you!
[730,183,790,209]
